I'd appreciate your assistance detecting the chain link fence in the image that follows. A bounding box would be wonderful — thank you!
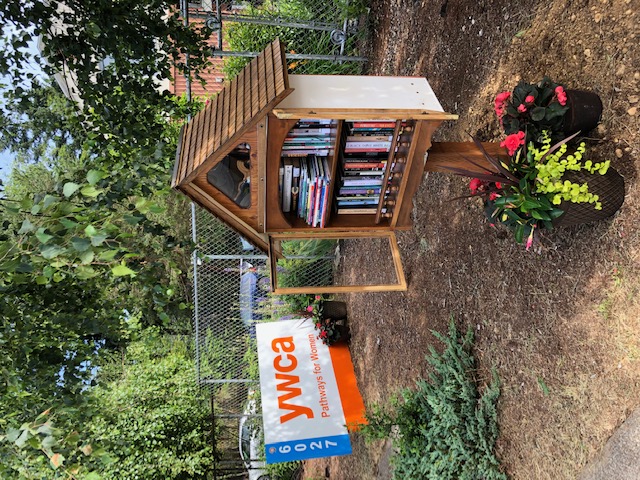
[184,1,372,476]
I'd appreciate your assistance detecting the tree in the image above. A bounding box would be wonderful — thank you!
[0,1,213,476]
[0,330,213,479]
[88,330,213,480]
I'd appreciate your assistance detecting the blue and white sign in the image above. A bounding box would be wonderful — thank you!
[256,319,365,463]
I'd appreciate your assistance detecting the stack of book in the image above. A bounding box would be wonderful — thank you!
[336,120,396,215]
[281,119,334,157]
[280,120,335,227]
[296,154,332,227]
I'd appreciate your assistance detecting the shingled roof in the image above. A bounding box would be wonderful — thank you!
[172,38,292,188]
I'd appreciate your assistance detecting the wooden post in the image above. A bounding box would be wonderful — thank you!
[425,141,507,174]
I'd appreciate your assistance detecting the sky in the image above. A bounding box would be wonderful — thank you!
[0,150,12,178]
[1,31,46,182]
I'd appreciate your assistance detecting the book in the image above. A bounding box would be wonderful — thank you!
[342,162,387,172]
[337,199,379,206]
[343,151,390,159]
[336,195,380,201]
[336,207,378,214]
[282,160,294,212]
[338,187,382,195]
[282,144,333,150]
[346,135,393,142]
[282,149,329,157]
[350,121,396,128]
[291,159,301,212]
[343,170,385,177]
[345,141,392,150]
[342,176,384,185]
[287,128,332,136]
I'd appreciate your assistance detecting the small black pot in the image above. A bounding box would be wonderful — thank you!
[563,90,603,136]
[322,300,347,321]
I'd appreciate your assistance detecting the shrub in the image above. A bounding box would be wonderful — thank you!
[361,319,506,480]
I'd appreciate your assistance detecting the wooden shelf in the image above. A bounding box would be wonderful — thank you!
[265,115,430,233]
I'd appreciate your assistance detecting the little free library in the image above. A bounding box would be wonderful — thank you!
[172,39,496,292]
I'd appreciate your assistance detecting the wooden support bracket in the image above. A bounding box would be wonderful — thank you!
[424,141,508,174]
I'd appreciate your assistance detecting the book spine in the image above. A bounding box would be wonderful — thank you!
[282,149,330,157]
[342,162,387,170]
[338,186,382,196]
[287,128,332,136]
[346,135,393,142]
[352,122,396,128]
[345,141,392,149]
[336,207,379,215]
[282,163,293,213]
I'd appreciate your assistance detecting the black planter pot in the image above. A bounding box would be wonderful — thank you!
[552,167,625,228]
[322,300,347,321]
[563,90,603,136]
[483,167,624,231]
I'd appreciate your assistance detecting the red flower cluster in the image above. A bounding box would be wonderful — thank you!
[500,131,526,156]
[555,86,567,106]
[469,177,483,194]
[494,91,511,117]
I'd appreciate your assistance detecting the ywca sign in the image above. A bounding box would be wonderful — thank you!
[256,319,366,463]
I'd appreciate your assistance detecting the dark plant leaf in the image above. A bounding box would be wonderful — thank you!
[470,136,520,183]
[530,106,546,122]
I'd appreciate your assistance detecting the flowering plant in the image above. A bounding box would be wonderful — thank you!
[298,295,348,346]
[495,77,570,146]
[303,294,323,318]
[448,132,610,248]
[314,317,347,346]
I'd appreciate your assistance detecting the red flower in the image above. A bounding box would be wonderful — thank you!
[314,295,321,301]
[495,91,511,103]
[555,86,567,106]
[494,91,511,118]
[526,225,536,251]
[306,305,314,312]
[557,92,567,106]
[469,178,482,194]
[495,182,502,189]
[525,95,535,104]
[320,331,327,338]
[500,131,526,156]
[517,104,527,113]
[489,192,500,201]
[315,322,321,329]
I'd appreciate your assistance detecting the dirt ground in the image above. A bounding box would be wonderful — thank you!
[303,0,640,478]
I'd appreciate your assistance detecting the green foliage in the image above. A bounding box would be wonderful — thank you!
[264,460,302,480]
[532,132,610,209]
[361,319,506,480]
[1,329,213,479]
[223,0,367,77]
[278,239,335,289]
[0,0,210,151]
[0,408,112,479]
[0,2,208,476]
[88,332,213,479]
